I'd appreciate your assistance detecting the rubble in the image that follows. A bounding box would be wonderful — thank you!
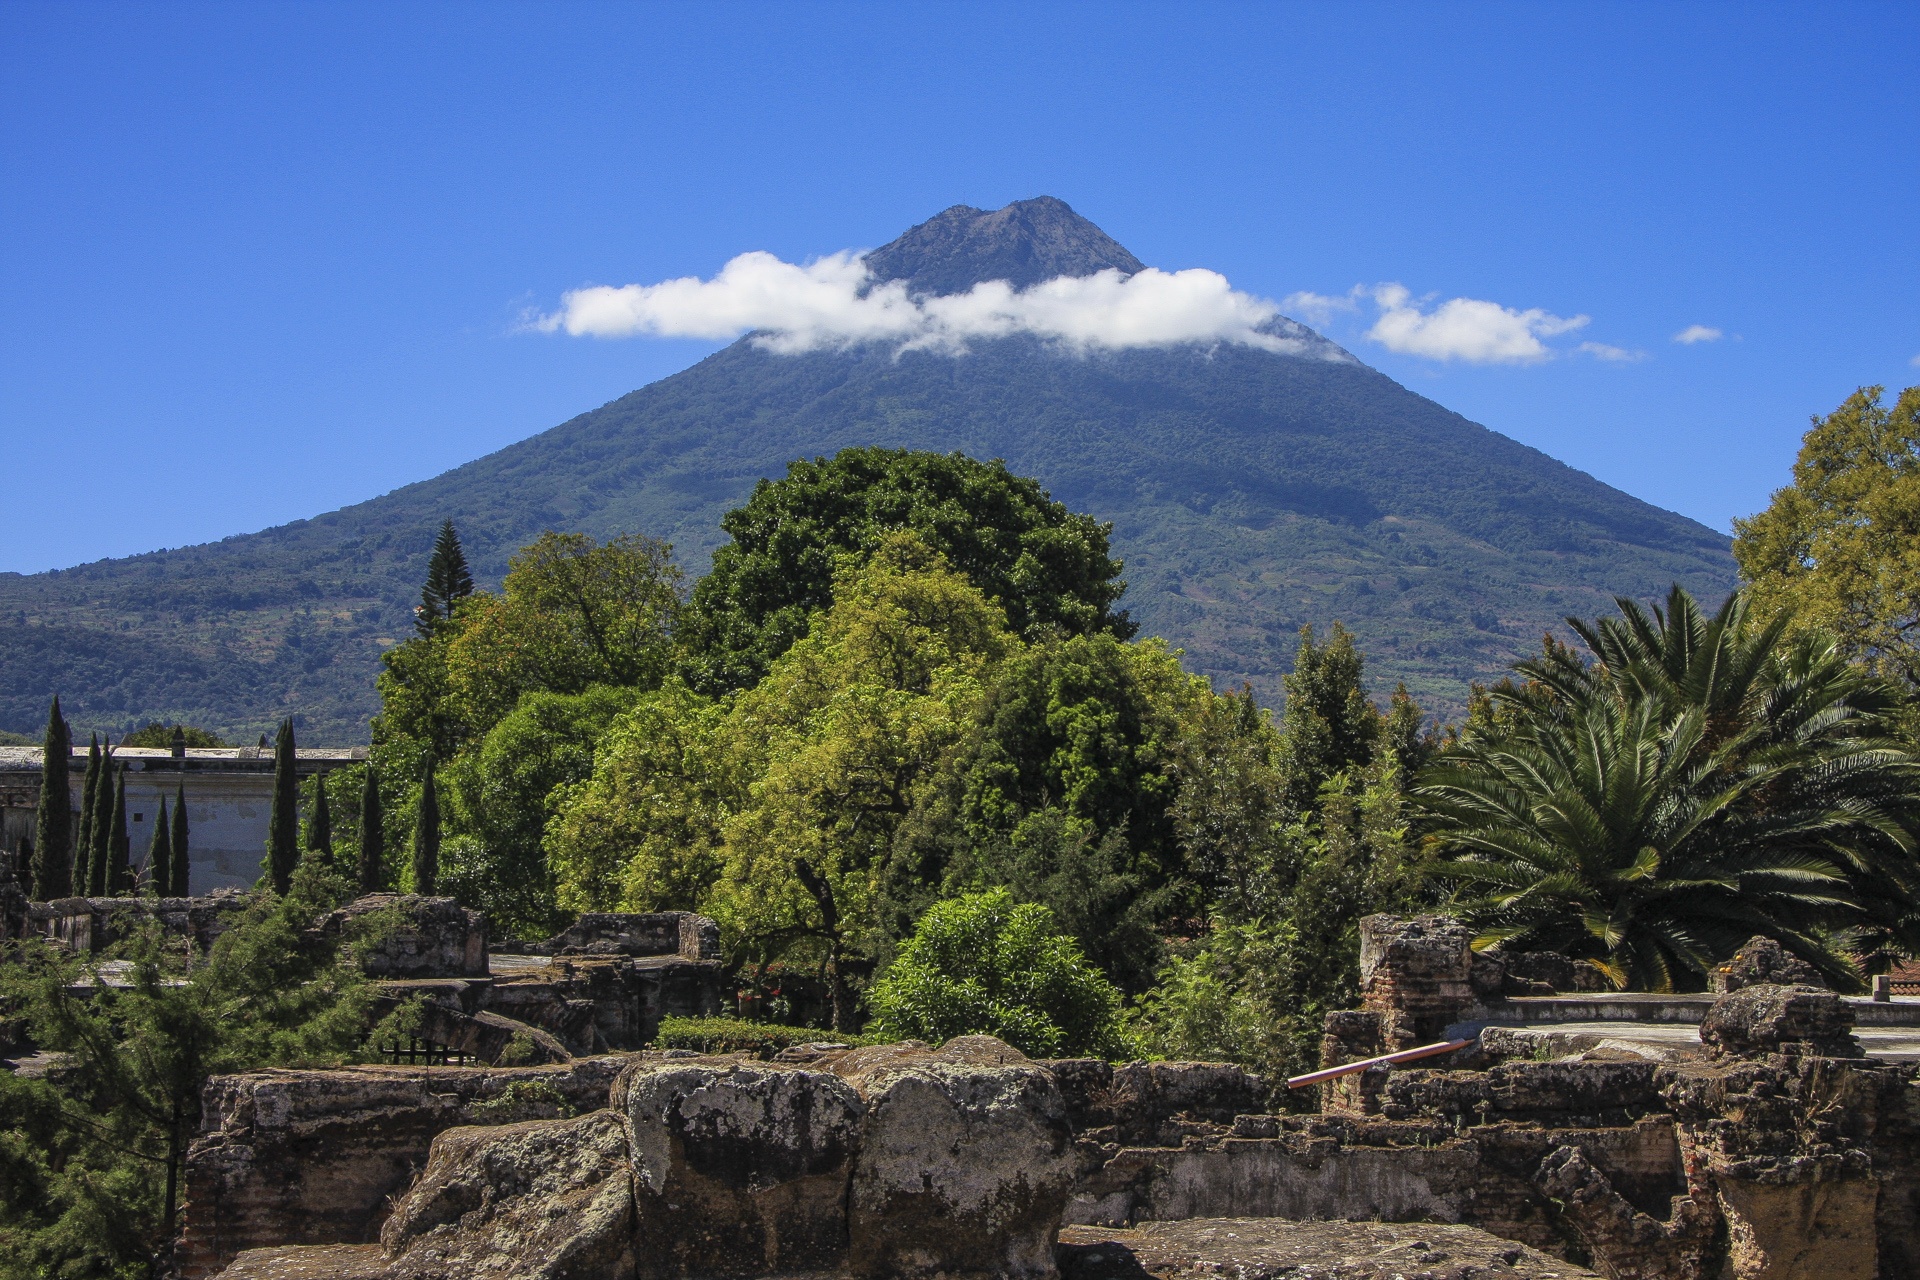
[187,912,1920,1280]
[1709,935,1823,994]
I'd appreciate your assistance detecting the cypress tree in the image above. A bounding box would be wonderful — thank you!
[170,783,191,897]
[147,796,172,897]
[417,519,475,633]
[75,735,101,899]
[264,718,300,894]
[88,745,115,897]
[412,753,440,896]
[305,775,333,866]
[357,766,385,895]
[105,766,131,896]
[31,697,73,900]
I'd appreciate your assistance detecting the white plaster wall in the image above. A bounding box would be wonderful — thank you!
[119,772,276,893]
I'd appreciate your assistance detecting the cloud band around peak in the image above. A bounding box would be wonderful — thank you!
[537,250,1317,356]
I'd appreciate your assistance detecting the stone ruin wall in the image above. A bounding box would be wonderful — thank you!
[21,889,1913,1280]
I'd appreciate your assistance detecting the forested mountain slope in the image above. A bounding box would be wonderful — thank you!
[0,199,1736,741]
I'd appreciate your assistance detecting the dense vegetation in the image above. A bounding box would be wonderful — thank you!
[0,863,408,1278]
[0,203,1735,740]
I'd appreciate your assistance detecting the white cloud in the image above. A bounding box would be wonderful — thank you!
[1673,325,1723,345]
[1364,283,1588,364]
[539,251,1314,357]
[1909,353,1920,368]
[1578,341,1645,363]
[1280,289,1359,326]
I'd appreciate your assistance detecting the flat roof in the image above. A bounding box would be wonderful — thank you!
[0,744,367,772]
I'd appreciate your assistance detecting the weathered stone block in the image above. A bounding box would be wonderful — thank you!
[1699,984,1861,1058]
[847,1055,1076,1280]
[617,1058,864,1278]
[1710,935,1823,994]
[378,1111,636,1280]
[177,1057,633,1276]
[325,894,487,979]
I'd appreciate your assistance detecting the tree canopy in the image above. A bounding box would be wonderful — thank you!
[682,448,1132,693]
[1735,385,1920,691]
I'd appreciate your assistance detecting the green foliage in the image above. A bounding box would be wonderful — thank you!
[168,784,189,898]
[411,753,440,896]
[418,518,474,634]
[651,1016,879,1057]
[683,447,1133,693]
[465,1079,575,1123]
[1415,586,1920,990]
[867,888,1127,1058]
[0,861,379,1275]
[304,775,333,867]
[356,765,385,895]
[31,697,71,900]
[105,768,130,896]
[438,685,640,937]
[117,723,225,749]
[146,796,171,899]
[1735,385,1920,692]
[264,719,299,894]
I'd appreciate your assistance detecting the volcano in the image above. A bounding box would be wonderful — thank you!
[0,198,1735,740]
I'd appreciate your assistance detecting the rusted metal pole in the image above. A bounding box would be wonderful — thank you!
[1286,1038,1473,1088]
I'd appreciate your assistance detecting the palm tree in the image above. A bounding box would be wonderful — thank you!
[1417,586,1920,990]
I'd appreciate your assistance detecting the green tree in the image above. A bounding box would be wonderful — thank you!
[146,796,172,898]
[417,518,475,634]
[0,861,380,1275]
[105,768,131,896]
[443,532,683,736]
[304,775,333,867]
[867,888,1127,1058]
[440,685,640,938]
[683,447,1132,693]
[87,749,115,898]
[1278,623,1382,811]
[412,754,441,896]
[264,719,299,894]
[704,534,1014,1030]
[1415,587,1920,989]
[169,784,190,897]
[357,766,385,895]
[30,697,72,901]
[1734,385,1920,690]
[117,723,225,749]
[75,736,101,898]
[546,680,732,918]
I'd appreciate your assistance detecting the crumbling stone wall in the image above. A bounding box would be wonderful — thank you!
[324,894,488,978]
[29,890,251,953]
[177,1056,637,1277]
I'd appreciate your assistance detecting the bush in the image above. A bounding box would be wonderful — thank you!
[867,888,1128,1058]
[651,1016,876,1057]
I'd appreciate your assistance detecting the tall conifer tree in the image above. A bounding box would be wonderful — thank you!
[305,775,333,866]
[264,719,300,893]
[31,697,73,900]
[147,796,172,897]
[412,753,440,896]
[88,745,115,897]
[417,519,474,633]
[170,782,191,896]
[75,734,101,899]
[106,766,131,896]
[358,766,385,894]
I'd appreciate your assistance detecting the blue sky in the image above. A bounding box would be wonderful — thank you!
[2,2,1915,575]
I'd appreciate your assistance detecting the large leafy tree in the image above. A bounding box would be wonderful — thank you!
[439,684,641,937]
[682,447,1132,693]
[1734,385,1920,691]
[1415,586,1920,989]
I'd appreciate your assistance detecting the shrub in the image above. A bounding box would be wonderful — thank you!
[651,1016,875,1057]
[866,888,1127,1058]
